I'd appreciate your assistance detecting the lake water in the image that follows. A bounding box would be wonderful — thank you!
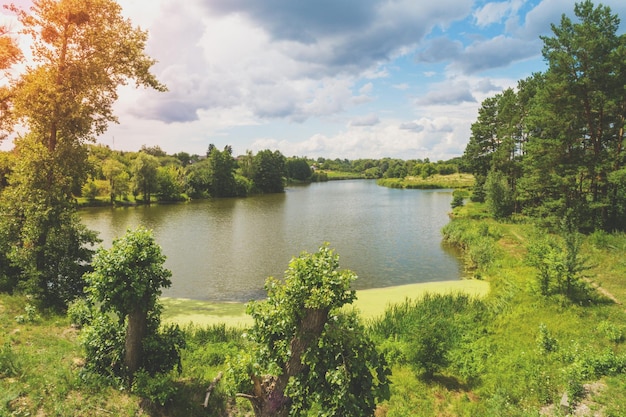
[80,180,463,301]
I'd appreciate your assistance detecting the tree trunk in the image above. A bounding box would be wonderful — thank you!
[247,307,329,417]
[125,306,147,379]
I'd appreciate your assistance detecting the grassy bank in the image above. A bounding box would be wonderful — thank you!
[377,173,475,189]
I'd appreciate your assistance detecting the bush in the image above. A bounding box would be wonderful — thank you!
[451,190,466,209]
[131,370,178,407]
[67,298,94,328]
[81,314,126,381]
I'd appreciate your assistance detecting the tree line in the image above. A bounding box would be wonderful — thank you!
[463,0,626,232]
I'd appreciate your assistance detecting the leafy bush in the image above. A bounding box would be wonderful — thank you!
[81,314,126,380]
[67,298,94,328]
[131,370,178,407]
[598,320,624,344]
[371,293,487,379]
[14,303,40,324]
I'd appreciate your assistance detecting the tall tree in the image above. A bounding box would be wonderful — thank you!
[207,144,237,197]
[0,0,165,307]
[131,152,159,202]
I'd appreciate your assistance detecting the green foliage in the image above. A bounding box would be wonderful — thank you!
[251,149,286,193]
[67,297,94,328]
[598,320,624,344]
[80,313,126,380]
[0,342,21,378]
[462,1,626,232]
[131,152,159,202]
[536,323,558,355]
[442,219,500,276]
[131,370,178,407]
[206,145,238,197]
[81,180,98,201]
[230,244,389,416]
[451,190,467,209]
[371,293,486,379]
[525,218,591,300]
[156,164,186,201]
[485,170,514,219]
[285,157,312,181]
[14,303,40,324]
[83,227,184,383]
[86,227,172,317]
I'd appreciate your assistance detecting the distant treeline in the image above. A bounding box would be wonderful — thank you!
[0,144,465,204]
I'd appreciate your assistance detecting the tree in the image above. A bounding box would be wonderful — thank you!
[156,164,186,201]
[485,170,514,219]
[230,244,390,417]
[252,149,285,193]
[0,134,99,309]
[0,0,165,307]
[207,144,237,197]
[101,158,130,203]
[525,1,626,229]
[84,227,184,381]
[285,157,312,181]
[131,152,159,202]
[8,0,165,153]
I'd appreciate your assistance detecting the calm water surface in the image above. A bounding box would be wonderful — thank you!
[80,180,463,301]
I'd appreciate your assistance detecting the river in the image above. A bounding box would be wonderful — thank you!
[80,180,463,301]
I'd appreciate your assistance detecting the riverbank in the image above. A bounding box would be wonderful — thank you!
[160,279,490,326]
[377,173,474,189]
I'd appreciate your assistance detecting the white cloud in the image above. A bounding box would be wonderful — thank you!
[474,0,524,28]
[416,80,476,106]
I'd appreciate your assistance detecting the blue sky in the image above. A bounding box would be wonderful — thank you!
[3,0,626,160]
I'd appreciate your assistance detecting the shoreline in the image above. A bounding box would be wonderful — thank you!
[161,279,490,327]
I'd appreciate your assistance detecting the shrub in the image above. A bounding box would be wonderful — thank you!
[131,370,178,407]
[67,298,94,328]
[0,342,21,378]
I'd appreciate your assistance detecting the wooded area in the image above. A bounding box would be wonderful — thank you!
[463,1,626,231]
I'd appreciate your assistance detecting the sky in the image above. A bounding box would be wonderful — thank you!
[2,0,626,160]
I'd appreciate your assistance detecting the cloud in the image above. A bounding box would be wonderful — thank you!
[350,114,380,127]
[416,80,475,106]
[199,0,473,72]
[415,37,463,63]
[254,116,471,160]
[474,78,501,93]
[399,121,424,133]
[473,0,524,28]
[452,35,540,74]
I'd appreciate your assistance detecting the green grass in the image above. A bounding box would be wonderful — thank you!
[378,173,475,190]
[322,170,364,180]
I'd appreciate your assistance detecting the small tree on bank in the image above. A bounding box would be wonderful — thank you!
[229,244,390,417]
[83,227,184,382]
